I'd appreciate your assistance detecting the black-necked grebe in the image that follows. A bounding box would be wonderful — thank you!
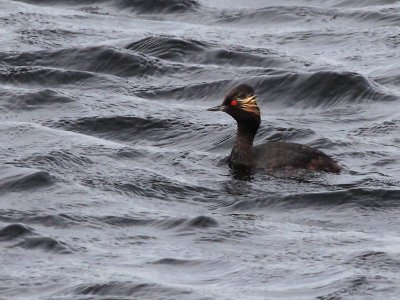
[208,84,341,173]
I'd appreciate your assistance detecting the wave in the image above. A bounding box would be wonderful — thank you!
[258,127,317,143]
[138,71,396,108]
[1,213,88,228]
[80,169,217,202]
[54,115,173,135]
[60,281,194,298]
[96,215,155,227]
[375,74,400,88]
[115,0,199,14]
[333,0,400,7]
[17,28,81,49]
[215,5,400,27]
[150,258,202,265]
[0,46,179,77]
[15,236,72,253]
[215,6,335,24]
[93,214,218,231]
[349,251,400,271]
[0,223,72,253]
[313,275,371,299]
[229,187,400,210]
[0,166,54,193]
[13,0,199,14]
[353,118,400,137]
[50,115,185,143]
[18,150,94,176]
[250,71,397,108]
[48,115,220,149]
[13,0,107,4]
[135,78,231,101]
[0,223,34,241]
[126,36,208,61]
[0,66,95,86]
[0,88,74,111]
[154,215,218,230]
[346,9,400,25]
[126,36,287,67]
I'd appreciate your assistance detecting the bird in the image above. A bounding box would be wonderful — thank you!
[207,84,341,173]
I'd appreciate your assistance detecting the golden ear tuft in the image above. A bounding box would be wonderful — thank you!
[240,96,260,117]
[241,95,257,105]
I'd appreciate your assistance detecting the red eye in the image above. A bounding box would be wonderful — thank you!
[230,99,238,106]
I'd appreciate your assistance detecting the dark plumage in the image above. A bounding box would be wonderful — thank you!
[208,84,341,173]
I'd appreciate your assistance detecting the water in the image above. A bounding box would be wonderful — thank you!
[1,0,399,299]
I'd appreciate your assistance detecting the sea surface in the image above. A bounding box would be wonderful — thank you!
[1,0,400,299]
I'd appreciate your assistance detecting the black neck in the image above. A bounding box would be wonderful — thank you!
[230,120,259,167]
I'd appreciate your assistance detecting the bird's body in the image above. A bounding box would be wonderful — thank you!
[247,142,340,172]
[208,84,341,173]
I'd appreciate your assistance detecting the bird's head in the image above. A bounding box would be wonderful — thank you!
[208,84,261,133]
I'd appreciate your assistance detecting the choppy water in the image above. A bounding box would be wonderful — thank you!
[1,0,400,299]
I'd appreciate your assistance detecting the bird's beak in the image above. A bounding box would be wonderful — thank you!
[207,105,225,112]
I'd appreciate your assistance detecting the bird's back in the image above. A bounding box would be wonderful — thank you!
[252,142,341,173]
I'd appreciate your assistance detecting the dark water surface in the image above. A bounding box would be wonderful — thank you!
[1,0,400,299]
